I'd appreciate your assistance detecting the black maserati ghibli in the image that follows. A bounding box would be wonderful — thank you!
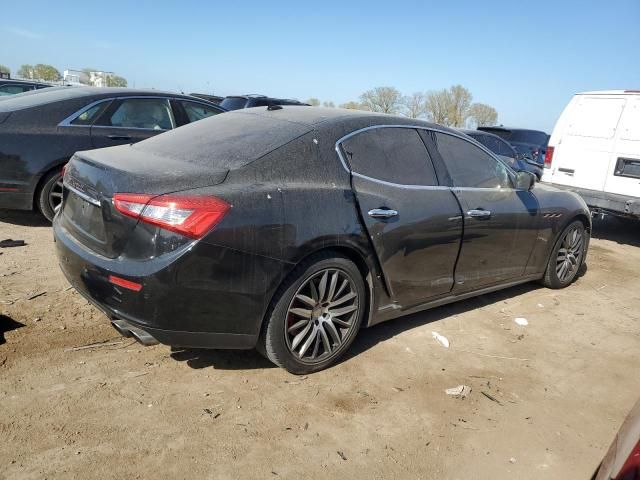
[0,87,224,221]
[54,107,591,374]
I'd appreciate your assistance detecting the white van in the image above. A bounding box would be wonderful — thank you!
[542,90,640,218]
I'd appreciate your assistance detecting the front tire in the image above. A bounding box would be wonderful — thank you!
[37,170,64,222]
[259,252,366,374]
[541,220,588,289]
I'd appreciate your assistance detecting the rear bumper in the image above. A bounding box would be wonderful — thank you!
[542,183,640,218]
[53,219,287,350]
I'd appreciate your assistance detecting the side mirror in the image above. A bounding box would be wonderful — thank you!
[515,170,536,191]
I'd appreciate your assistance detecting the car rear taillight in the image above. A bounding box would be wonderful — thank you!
[617,440,640,480]
[544,146,555,169]
[112,193,230,239]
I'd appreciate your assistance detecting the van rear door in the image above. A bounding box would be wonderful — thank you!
[603,96,640,198]
[550,95,625,192]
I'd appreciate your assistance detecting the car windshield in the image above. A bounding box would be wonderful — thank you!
[220,97,248,110]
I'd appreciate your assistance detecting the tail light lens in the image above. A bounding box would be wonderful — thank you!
[544,146,555,169]
[617,440,640,480]
[113,193,230,239]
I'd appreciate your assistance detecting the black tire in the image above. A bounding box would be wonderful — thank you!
[541,220,589,289]
[37,169,64,222]
[259,252,366,374]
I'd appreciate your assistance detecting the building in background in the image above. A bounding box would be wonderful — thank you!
[63,69,114,87]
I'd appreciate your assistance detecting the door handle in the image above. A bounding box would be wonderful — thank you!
[467,209,491,219]
[107,134,132,140]
[368,208,398,219]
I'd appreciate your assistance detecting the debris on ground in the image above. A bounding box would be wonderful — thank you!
[337,451,347,461]
[26,291,47,301]
[481,391,503,406]
[0,239,26,248]
[509,457,517,464]
[445,385,471,398]
[514,317,528,326]
[64,341,124,352]
[432,331,450,348]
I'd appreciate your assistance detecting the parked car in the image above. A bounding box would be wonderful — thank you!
[54,107,591,374]
[459,129,543,180]
[478,126,549,165]
[542,90,640,219]
[190,93,224,105]
[0,78,54,96]
[0,86,225,221]
[593,398,640,480]
[220,94,309,110]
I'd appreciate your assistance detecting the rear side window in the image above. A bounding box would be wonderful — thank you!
[100,98,174,130]
[180,101,221,123]
[434,132,512,189]
[70,101,111,125]
[341,127,439,186]
[568,98,625,139]
[220,97,248,110]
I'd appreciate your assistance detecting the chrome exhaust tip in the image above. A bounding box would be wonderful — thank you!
[111,319,159,346]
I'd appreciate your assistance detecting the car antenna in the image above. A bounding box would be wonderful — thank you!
[267,104,283,111]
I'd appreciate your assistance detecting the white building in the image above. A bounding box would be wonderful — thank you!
[63,69,114,87]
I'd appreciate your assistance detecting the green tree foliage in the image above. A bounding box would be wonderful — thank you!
[106,75,127,87]
[18,64,61,81]
[0,64,10,75]
[306,97,320,106]
[467,103,498,127]
[339,101,368,110]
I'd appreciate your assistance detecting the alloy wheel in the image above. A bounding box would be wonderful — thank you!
[285,268,360,364]
[48,174,64,214]
[556,225,584,283]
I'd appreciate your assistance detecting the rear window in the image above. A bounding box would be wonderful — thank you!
[220,97,249,110]
[0,86,91,112]
[132,110,311,169]
[480,128,548,146]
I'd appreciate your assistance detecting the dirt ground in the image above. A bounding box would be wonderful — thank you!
[1,210,639,480]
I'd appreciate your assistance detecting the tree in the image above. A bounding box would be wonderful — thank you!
[322,101,335,108]
[339,101,367,110]
[446,84,473,127]
[306,97,320,106]
[106,75,127,87]
[0,64,10,75]
[402,92,427,119]
[467,103,498,127]
[17,64,35,79]
[359,86,402,114]
[425,88,451,125]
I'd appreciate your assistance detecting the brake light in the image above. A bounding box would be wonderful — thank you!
[61,163,67,178]
[108,275,142,292]
[544,146,555,169]
[112,193,230,239]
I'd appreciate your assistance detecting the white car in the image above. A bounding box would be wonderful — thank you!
[542,90,640,219]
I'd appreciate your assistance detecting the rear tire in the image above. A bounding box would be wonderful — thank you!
[37,169,64,222]
[259,252,366,374]
[541,220,588,289]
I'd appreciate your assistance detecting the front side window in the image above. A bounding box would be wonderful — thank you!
[180,101,221,123]
[341,127,439,186]
[434,132,512,189]
[101,98,174,130]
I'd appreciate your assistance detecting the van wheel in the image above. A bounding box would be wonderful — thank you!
[259,252,366,374]
[37,170,64,222]
[541,220,588,289]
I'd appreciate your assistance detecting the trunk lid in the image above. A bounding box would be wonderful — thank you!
[60,144,228,259]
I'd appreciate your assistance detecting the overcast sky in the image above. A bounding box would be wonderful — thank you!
[3,0,639,132]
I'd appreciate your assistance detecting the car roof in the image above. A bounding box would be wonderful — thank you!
[0,86,213,113]
[478,126,547,134]
[0,79,51,86]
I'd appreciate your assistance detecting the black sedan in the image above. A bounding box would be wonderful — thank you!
[478,126,549,166]
[460,129,543,180]
[0,87,225,221]
[0,78,53,96]
[54,107,591,374]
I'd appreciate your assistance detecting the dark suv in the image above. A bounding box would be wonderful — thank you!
[478,127,549,166]
[0,79,53,96]
[220,94,308,111]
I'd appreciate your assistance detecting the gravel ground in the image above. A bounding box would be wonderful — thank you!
[1,210,639,479]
